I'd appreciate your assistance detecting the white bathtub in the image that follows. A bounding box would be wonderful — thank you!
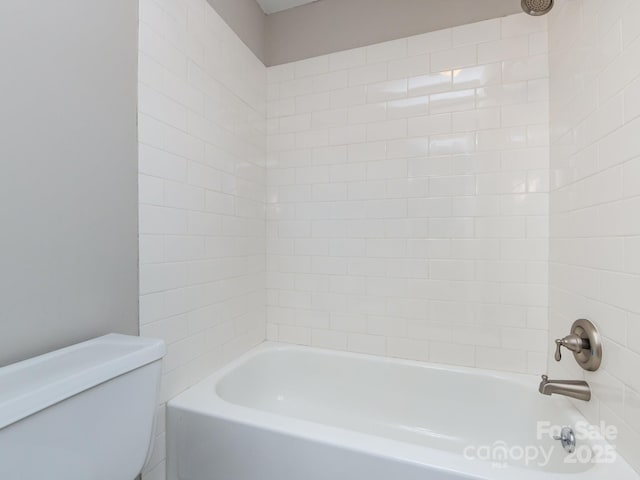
[167,343,638,480]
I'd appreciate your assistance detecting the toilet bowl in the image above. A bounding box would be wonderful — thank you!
[0,334,166,480]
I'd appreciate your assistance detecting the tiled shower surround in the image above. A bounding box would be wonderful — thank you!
[137,0,267,477]
[136,0,640,476]
[548,0,640,471]
[266,15,551,372]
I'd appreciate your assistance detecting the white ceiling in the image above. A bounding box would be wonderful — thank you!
[256,0,317,15]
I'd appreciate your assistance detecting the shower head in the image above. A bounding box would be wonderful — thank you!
[521,0,554,16]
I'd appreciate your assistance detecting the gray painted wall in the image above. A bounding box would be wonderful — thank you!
[0,0,139,365]
[208,0,523,66]
[207,0,267,63]
[265,0,523,65]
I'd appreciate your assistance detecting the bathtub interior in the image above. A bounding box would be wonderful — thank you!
[214,346,595,473]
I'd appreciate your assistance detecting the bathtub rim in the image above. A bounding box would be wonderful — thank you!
[167,341,639,480]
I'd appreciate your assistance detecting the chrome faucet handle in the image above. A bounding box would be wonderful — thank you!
[554,334,587,361]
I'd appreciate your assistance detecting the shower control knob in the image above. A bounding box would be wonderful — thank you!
[554,334,586,361]
[553,319,602,371]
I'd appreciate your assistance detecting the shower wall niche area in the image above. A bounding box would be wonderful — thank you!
[265,14,550,372]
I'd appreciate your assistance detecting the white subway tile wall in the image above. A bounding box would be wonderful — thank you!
[132,0,640,475]
[266,14,550,373]
[138,0,267,477]
[548,0,640,472]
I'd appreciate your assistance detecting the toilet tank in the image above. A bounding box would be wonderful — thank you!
[0,334,166,480]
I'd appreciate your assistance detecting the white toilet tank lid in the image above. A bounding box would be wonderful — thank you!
[0,334,166,430]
